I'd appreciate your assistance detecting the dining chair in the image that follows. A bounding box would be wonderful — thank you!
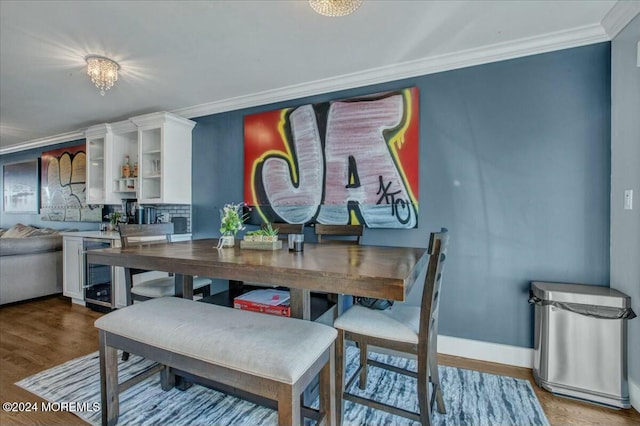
[333,228,449,426]
[314,224,364,317]
[118,223,212,305]
[315,223,363,244]
[271,222,304,237]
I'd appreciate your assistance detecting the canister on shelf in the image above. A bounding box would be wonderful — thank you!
[121,155,130,178]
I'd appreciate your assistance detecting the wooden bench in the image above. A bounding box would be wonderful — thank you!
[95,297,337,426]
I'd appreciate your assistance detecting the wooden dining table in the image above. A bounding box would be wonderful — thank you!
[86,238,429,320]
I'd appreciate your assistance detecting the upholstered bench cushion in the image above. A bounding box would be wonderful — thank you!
[95,297,337,384]
[131,276,211,298]
[334,304,420,344]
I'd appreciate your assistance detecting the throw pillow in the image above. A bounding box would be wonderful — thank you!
[1,223,39,238]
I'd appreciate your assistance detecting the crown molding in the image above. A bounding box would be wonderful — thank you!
[109,119,137,135]
[3,22,611,155]
[175,24,609,120]
[84,123,113,138]
[601,0,640,39]
[130,111,196,130]
[0,130,84,155]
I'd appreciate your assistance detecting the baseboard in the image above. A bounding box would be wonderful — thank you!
[629,378,640,412]
[437,335,534,369]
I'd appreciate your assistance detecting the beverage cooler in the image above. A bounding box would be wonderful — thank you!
[83,238,113,312]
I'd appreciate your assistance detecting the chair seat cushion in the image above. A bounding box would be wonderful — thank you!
[131,276,212,298]
[131,277,176,298]
[334,304,420,344]
[193,276,211,290]
[95,297,337,384]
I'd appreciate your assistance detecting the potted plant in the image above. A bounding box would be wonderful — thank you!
[104,211,122,231]
[218,202,248,248]
[244,230,259,242]
[261,223,279,243]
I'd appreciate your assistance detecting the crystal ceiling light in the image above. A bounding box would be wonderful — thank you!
[309,0,363,17]
[85,55,120,96]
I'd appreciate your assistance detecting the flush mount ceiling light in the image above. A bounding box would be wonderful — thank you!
[309,0,362,17]
[85,55,120,96]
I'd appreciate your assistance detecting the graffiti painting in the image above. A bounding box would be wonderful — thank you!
[244,87,419,228]
[40,144,102,222]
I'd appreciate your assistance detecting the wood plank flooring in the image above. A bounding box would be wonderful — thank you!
[1,295,639,426]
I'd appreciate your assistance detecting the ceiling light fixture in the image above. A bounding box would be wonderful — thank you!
[85,55,120,96]
[309,0,362,17]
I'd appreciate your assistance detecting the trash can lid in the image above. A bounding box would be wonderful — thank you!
[530,281,631,308]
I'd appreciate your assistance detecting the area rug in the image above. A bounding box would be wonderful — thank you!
[17,346,549,426]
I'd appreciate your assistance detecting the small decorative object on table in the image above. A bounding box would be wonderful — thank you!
[241,222,281,250]
[104,212,122,232]
[217,202,248,248]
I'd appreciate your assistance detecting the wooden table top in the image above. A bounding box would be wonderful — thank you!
[87,238,428,301]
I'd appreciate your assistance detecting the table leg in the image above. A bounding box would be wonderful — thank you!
[175,274,194,300]
[289,288,311,320]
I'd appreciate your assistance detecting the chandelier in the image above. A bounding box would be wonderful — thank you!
[85,55,120,96]
[309,0,362,17]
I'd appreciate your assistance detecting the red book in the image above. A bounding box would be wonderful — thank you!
[233,289,291,317]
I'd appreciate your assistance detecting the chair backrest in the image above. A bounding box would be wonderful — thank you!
[270,223,304,237]
[315,224,363,245]
[418,228,449,353]
[119,223,174,248]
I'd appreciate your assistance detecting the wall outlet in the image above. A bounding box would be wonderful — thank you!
[624,189,633,210]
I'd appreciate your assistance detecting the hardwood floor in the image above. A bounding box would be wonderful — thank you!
[1,295,638,426]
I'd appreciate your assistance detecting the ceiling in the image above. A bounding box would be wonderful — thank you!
[1,0,636,154]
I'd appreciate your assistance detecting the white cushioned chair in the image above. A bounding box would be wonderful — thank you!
[119,223,212,304]
[334,228,449,426]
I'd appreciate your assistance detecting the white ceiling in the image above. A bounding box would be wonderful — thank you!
[1,0,637,154]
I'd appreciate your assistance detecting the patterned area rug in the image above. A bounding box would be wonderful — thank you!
[17,346,549,426]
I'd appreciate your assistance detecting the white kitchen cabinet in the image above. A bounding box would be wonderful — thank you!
[86,121,138,205]
[109,121,139,203]
[84,112,195,205]
[84,124,111,205]
[130,112,195,204]
[62,236,84,304]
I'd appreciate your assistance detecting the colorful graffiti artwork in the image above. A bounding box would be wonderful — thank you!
[40,144,102,222]
[244,87,419,228]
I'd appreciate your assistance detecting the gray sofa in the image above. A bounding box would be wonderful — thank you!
[0,224,64,305]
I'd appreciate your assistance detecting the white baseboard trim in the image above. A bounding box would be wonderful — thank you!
[437,335,534,369]
[629,378,640,412]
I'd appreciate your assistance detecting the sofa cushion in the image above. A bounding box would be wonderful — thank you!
[0,234,63,256]
[1,223,41,238]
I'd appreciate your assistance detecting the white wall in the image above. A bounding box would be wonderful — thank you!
[611,14,640,410]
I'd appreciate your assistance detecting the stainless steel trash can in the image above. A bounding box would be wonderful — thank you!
[530,281,636,408]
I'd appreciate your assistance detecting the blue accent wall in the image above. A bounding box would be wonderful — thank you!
[191,43,611,348]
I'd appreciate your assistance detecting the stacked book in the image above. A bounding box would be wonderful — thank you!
[233,289,291,317]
